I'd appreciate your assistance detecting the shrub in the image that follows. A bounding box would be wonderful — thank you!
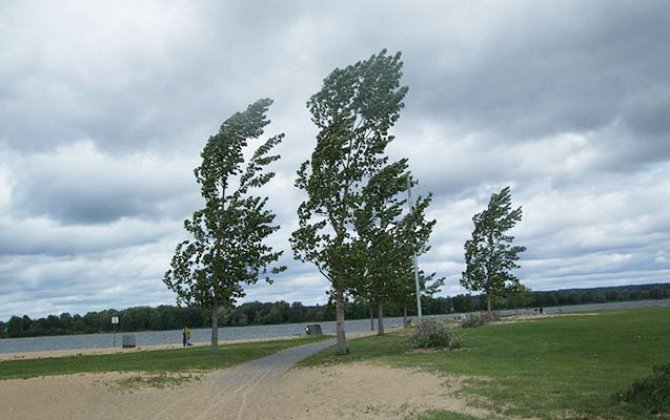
[616,362,670,415]
[409,319,460,349]
[461,312,500,328]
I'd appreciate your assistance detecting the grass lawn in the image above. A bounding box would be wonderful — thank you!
[300,307,670,419]
[0,335,329,380]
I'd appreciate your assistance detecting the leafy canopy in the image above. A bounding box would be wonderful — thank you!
[461,186,526,311]
[290,49,409,353]
[164,99,286,310]
[291,49,409,288]
[352,163,439,309]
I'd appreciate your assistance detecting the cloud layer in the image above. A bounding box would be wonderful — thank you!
[1,0,669,319]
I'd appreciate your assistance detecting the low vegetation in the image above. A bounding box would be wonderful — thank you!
[460,312,500,329]
[616,362,670,415]
[115,372,200,391]
[301,306,670,419]
[0,336,328,380]
[409,319,460,349]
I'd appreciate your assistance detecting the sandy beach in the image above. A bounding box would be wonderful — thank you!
[0,335,303,361]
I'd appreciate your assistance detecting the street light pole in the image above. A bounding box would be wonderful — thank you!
[407,176,423,323]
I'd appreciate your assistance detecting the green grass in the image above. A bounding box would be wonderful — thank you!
[0,335,329,380]
[301,307,670,419]
[416,411,480,420]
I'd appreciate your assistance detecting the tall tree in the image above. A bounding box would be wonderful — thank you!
[352,164,437,336]
[291,50,408,354]
[461,186,527,314]
[164,99,286,353]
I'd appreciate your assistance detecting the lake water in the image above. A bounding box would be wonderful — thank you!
[1,298,669,354]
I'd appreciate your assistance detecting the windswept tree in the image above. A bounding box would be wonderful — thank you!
[461,186,527,314]
[164,99,286,353]
[506,283,534,309]
[352,164,437,336]
[396,268,445,328]
[291,50,408,354]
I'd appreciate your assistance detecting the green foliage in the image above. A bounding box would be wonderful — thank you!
[291,50,408,354]
[460,312,500,328]
[505,283,534,309]
[409,319,460,349]
[0,336,328,380]
[302,307,670,419]
[351,162,439,335]
[461,186,526,313]
[164,99,285,309]
[163,99,285,351]
[616,362,670,415]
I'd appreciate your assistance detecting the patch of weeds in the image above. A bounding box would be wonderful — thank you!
[409,319,461,350]
[390,402,420,418]
[361,404,381,415]
[413,409,480,420]
[115,372,200,392]
[615,362,670,415]
[460,312,499,328]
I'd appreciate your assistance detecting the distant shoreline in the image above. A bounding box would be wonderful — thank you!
[1,298,669,355]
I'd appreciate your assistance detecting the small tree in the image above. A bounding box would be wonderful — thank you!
[397,268,445,328]
[461,186,527,314]
[352,164,437,336]
[164,99,286,353]
[507,284,534,309]
[291,50,408,354]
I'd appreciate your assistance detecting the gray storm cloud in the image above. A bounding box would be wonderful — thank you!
[1,0,668,319]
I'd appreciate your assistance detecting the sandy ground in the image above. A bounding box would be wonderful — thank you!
[0,335,303,361]
[0,330,490,419]
[0,363,488,420]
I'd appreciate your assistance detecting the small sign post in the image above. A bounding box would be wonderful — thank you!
[111,316,119,348]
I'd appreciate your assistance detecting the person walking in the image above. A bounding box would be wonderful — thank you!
[185,326,192,346]
[182,326,188,347]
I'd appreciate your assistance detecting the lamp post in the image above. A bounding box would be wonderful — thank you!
[407,176,423,323]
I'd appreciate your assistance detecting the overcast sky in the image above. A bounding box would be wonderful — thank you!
[1,0,669,320]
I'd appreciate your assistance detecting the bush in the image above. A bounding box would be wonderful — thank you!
[409,319,460,349]
[616,362,670,415]
[461,312,500,328]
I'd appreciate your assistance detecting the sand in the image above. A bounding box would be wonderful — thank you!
[0,363,489,420]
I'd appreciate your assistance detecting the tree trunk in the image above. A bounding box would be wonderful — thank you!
[335,287,348,355]
[403,304,408,328]
[377,301,384,336]
[210,304,219,354]
[369,308,374,331]
[486,293,492,315]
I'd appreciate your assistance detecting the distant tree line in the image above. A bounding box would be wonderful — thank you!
[1,283,668,339]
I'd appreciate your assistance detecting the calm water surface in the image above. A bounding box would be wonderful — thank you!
[1,298,668,354]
